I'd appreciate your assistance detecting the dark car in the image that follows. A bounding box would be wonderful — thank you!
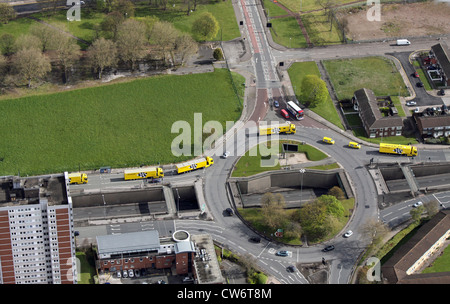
[440,89,446,96]
[249,236,261,243]
[322,245,335,252]
[273,100,279,108]
[416,82,424,88]
[225,208,234,216]
[287,265,296,273]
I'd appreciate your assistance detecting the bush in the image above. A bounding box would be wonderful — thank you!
[213,48,223,60]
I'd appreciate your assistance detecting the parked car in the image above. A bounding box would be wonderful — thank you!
[183,276,194,282]
[134,269,140,277]
[273,100,279,108]
[222,151,230,159]
[122,270,128,278]
[416,82,424,87]
[280,108,289,119]
[414,107,420,113]
[276,250,290,257]
[344,230,353,238]
[116,271,121,278]
[413,201,423,208]
[128,269,134,278]
[322,245,335,252]
[413,71,419,78]
[406,100,417,106]
[440,89,446,96]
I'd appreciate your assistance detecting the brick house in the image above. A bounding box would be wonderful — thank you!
[352,88,403,138]
[415,114,450,138]
[429,43,450,88]
[381,210,450,284]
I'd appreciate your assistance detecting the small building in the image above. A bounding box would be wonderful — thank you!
[381,210,450,284]
[96,230,225,284]
[352,88,403,138]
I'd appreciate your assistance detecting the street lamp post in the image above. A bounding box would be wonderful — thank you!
[299,169,305,205]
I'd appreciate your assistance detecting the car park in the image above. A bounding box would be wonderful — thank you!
[344,230,353,238]
[322,245,335,252]
[348,142,361,149]
[413,201,423,208]
[276,250,290,257]
[323,137,335,144]
[406,101,416,106]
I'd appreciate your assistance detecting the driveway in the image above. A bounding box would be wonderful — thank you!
[390,52,443,107]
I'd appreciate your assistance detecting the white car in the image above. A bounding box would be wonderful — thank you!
[414,107,420,113]
[406,101,417,106]
[116,271,121,278]
[413,201,423,208]
[128,269,134,278]
[344,230,353,238]
[222,151,230,159]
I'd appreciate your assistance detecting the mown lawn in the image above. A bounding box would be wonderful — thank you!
[422,244,450,274]
[0,69,244,176]
[323,56,409,100]
[232,140,328,177]
[288,61,344,129]
[269,16,307,48]
[302,12,343,46]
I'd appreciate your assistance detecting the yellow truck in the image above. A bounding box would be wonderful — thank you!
[176,157,214,174]
[258,122,296,136]
[67,172,88,184]
[379,143,418,156]
[124,167,164,180]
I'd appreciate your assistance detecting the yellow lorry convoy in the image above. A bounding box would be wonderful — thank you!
[67,172,88,184]
[176,156,214,174]
[379,143,418,156]
[258,122,296,136]
[124,167,164,180]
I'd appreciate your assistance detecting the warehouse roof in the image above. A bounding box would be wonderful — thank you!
[97,230,160,258]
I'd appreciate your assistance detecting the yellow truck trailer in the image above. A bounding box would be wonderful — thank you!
[176,157,214,174]
[124,167,164,180]
[67,172,88,184]
[258,122,296,136]
[379,143,418,156]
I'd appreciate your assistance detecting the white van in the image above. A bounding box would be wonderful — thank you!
[396,39,411,46]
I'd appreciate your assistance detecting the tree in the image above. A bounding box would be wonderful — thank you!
[424,200,440,218]
[298,198,327,240]
[213,48,223,61]
[101,11,125,40]
[12,48,51,88]
[52,33,81,83]
[261,192,287,230]
[0,3,16,24]
[327,186,345,200]
[0,33,15,55]
[192,12,219,41]
[319,195,345,218]
[151,21,179,65]
[29,23,59,52]
[115,19,148,70]
[112,0,135,17]
[174,33,198,66]
[300,74,328,107]
[410,205,424,223]
[14,34,43,52]
[87,37,118,79]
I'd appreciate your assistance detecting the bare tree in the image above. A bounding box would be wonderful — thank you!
[53,34,81,83]
[174,33,198,66]
[115,19,148,70]
[12,48,51,88]
[0,3,16,24]
[14,34,42,52]
[87,37,118,79]
[151,21,179,65]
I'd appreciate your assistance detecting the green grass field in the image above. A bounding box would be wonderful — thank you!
[323,56,409,100]
[287,61,344,129]
[269,16,307,48]
[0,69,244,176]
[0,0,240,47]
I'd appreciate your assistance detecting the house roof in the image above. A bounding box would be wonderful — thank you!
[431,42,450,77]
[381,210,450,284]
[354,88,403,129]
[416,115,450,131]
[96,230,160,257]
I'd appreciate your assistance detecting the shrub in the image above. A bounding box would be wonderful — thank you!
[213,48,223,60]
